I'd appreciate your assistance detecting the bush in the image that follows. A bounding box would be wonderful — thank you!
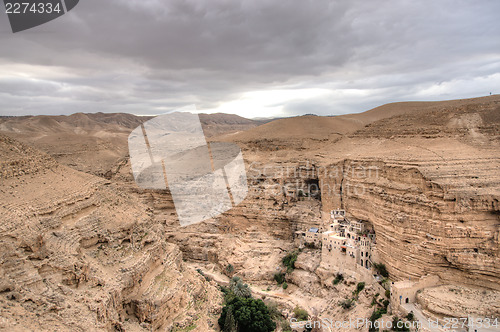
[369,308,387,322]
[282,251,299,273]
[385,289,391,299]
[304,242,318,249]
[220,285,236,304]
[353,282,365,296]
[391,317,410,331]
[373,263,389,278]
[274,272,285,285]
[339,298,355,310]
[226,264,234,276]
[266,301,281,320]
[281,320,292,332]
[383,299,390,309]
[293,306,309,321]
[282,282,288,289]
[333,273,344,285]
[196,268,212,282]
[218,297,276,332]
[406,311,414,321]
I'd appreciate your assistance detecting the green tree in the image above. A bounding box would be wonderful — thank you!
[233,281,251,298]
[223,307,238,332]
[282,251,299,273]
[218,297,276,332]
[229,276,252,298]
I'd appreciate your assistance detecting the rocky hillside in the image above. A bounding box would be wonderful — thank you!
[0,134,222,331]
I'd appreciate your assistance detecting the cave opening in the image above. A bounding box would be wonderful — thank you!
[305,178,321,200]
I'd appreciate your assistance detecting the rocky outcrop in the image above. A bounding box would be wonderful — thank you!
[0,135,222,331]
[417,285,500,318]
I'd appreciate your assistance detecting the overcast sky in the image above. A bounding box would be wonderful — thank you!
[0,0,499,118]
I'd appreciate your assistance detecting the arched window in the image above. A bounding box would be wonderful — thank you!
[360,260,363,267]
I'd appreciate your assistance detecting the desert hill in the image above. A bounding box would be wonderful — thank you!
[0,134,222,330]
[223,95,500,144]
[0,112,263,176]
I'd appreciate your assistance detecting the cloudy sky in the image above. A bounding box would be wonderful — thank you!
[0,0,499,118]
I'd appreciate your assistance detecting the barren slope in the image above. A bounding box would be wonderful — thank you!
[0,112,262,177]
[0,134,222,331]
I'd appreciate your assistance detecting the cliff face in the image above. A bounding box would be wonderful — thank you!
[106,155,326,283]
[315,100,500,290]
[0,135,222,331]
[319,157,499,290]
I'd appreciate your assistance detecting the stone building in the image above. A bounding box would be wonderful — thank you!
[305,227,321,246]
[321,210,376,271]
[391,275,440,306]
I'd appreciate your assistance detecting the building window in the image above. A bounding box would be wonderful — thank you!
[360,260,363,267]
[361,252,363,257]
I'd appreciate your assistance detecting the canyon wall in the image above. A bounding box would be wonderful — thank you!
[320,158,499,290]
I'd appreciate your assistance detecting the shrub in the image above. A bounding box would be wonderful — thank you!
[373,263,389,277]
[293,306,309,321]
[353,282,365,296]
[266,301,281,320]
[369,308,387,322]
[196,268,211,282]
[383,299,390,309]
[282,282,288,289]
[385,289,391,298]
[274,272,285,285]
[218,297,276,332]
[282,251,299,273]
[406,311,414,321]
[226,264,234,276]
[281,320,292,332]
[333,273,344,285]
[339,298,355,310]
[391,317,410,331]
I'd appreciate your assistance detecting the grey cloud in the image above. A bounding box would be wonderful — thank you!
[0,0,499,116]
